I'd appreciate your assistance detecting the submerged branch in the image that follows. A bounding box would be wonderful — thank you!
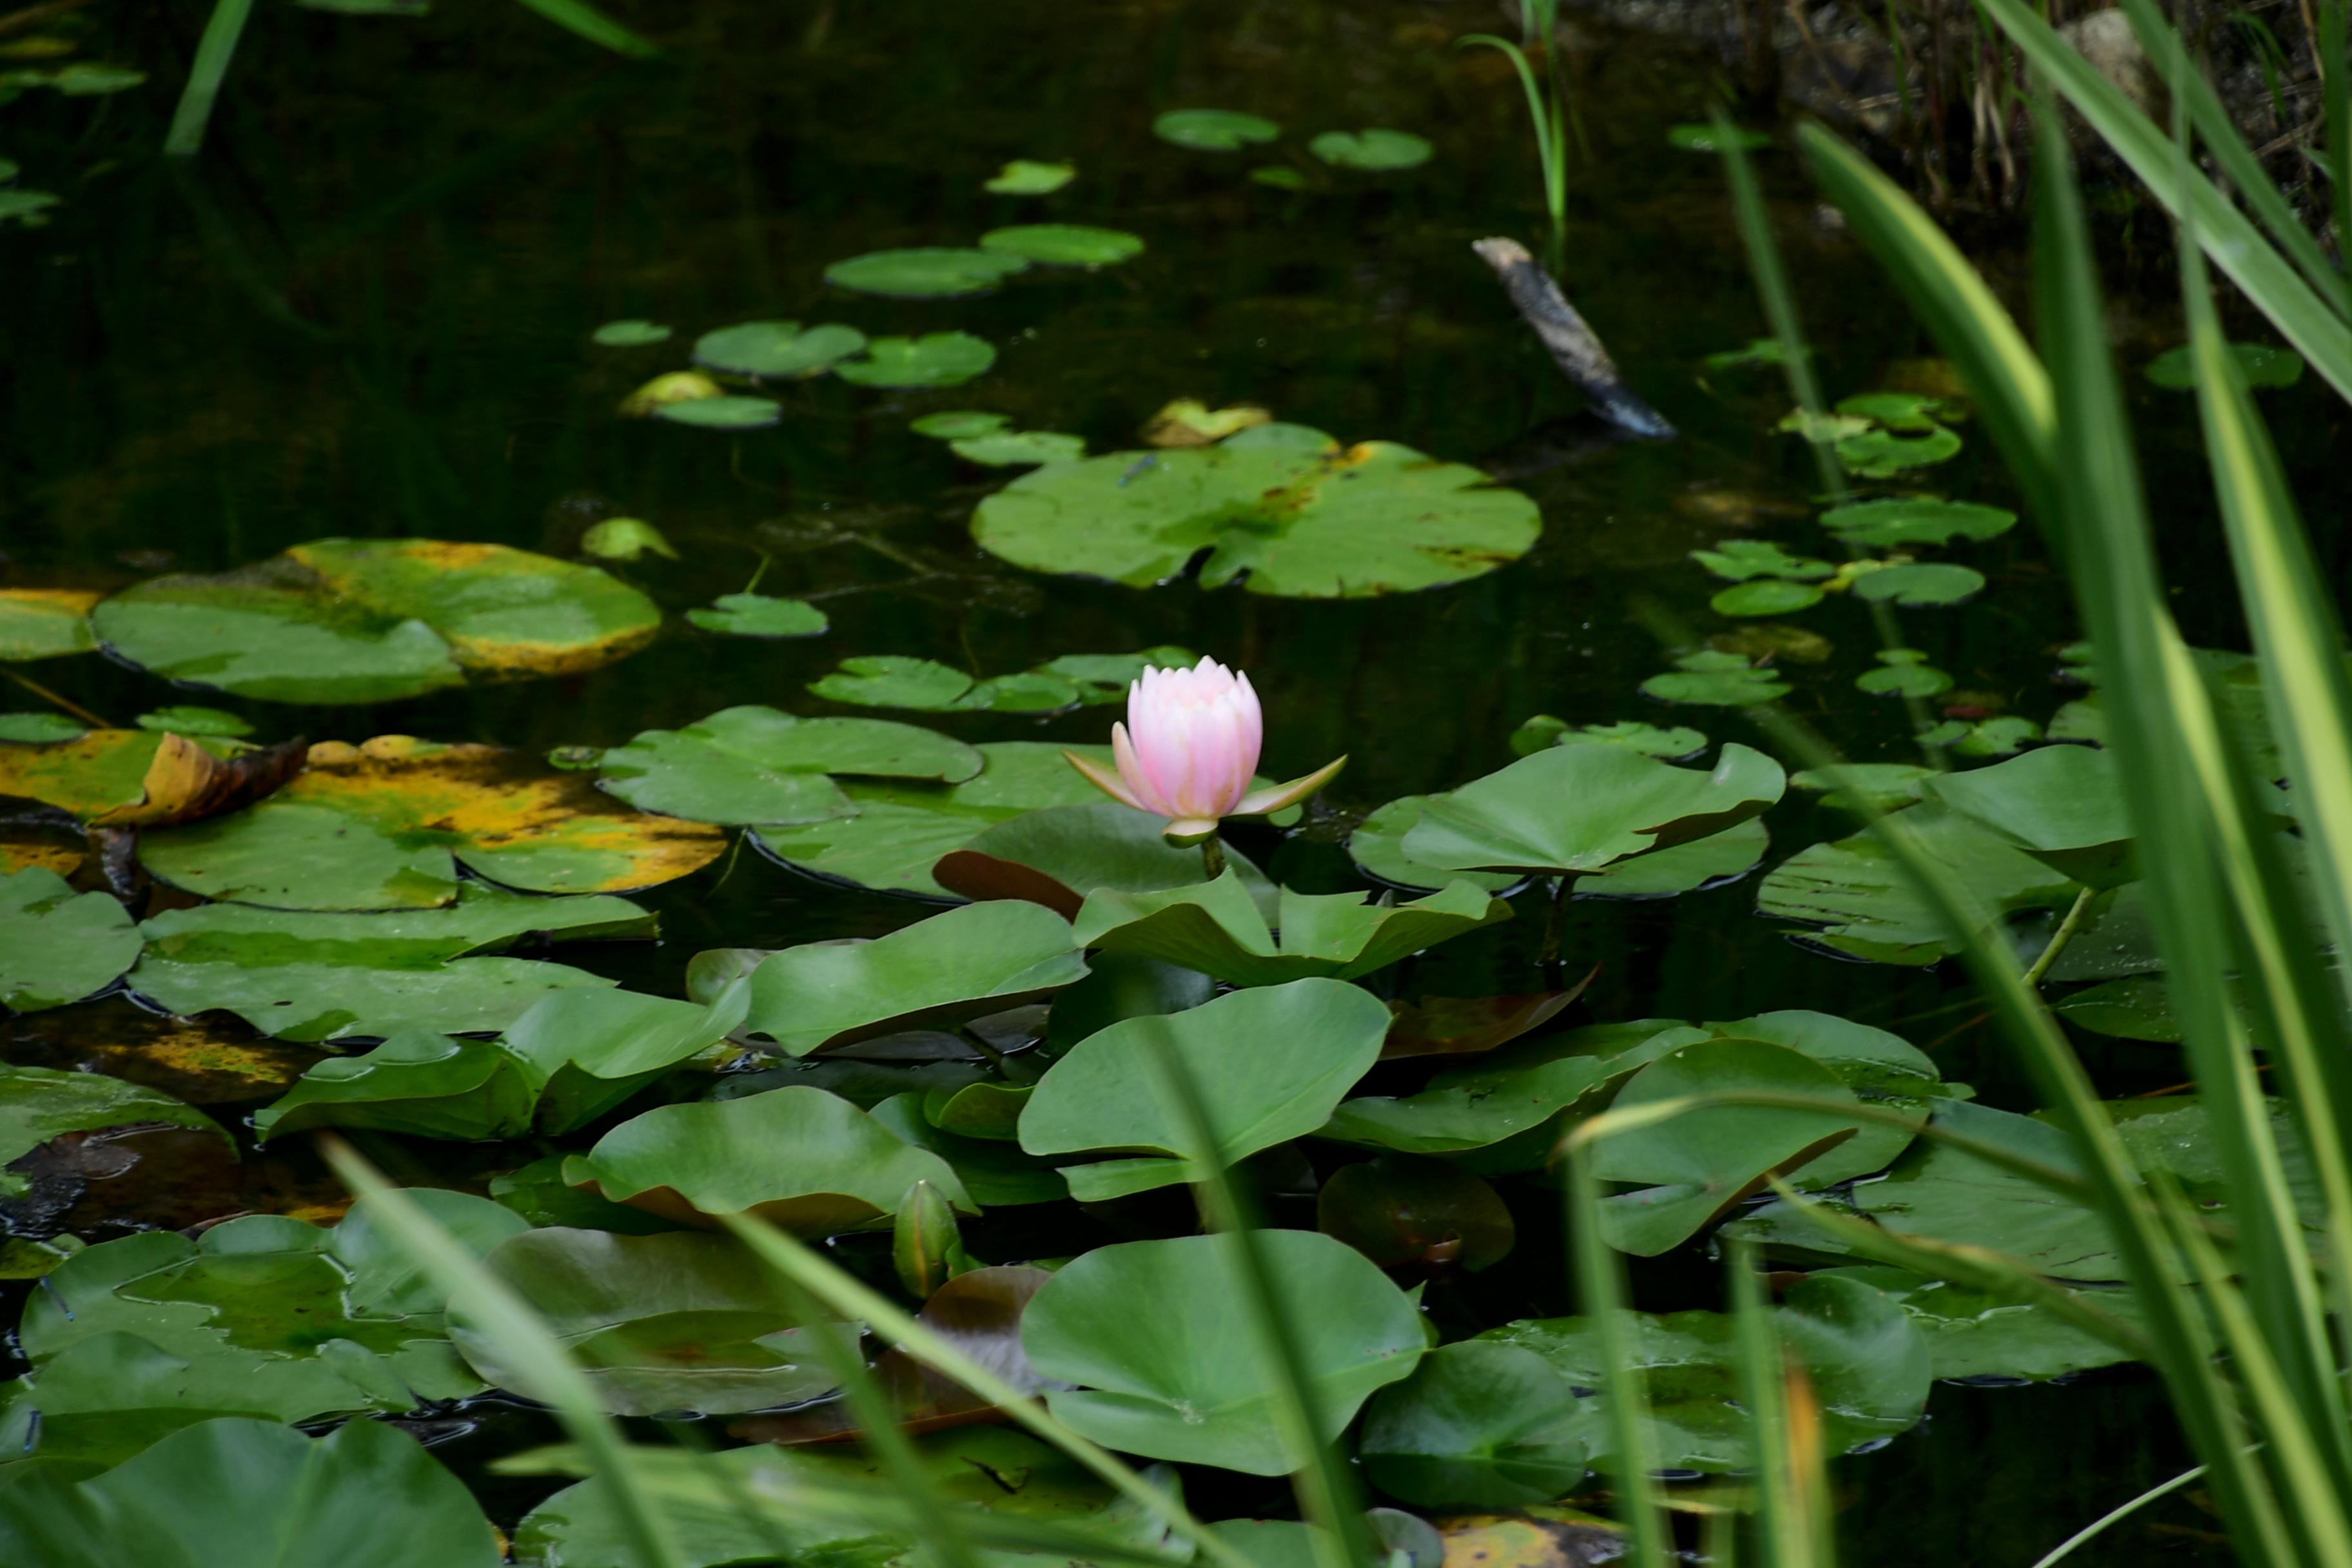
[1473,237,1676,440]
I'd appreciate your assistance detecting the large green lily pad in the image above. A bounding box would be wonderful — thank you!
[1021,978,1391,1200]
[139,736,725,910]
[456,1228,838,1416]
[0,1063,228,1168]
[252,1031,538,1142]
[90,540,660,704]
[1400,744,1785,875]
[1069,872,1507,987]
[1482,1273,1930,1471]
[562,1085,975,1231]
[743,901,1086,1056]
[1817,1266,2142,1382]
[1358,1342,1589,1507]
[971,430,1542,598]
[1921,744,2139,888]
[0,587,101,660]
[598,707,984,828]
[836,333,998,389]
[1,867,141,1010]
[1023,1230,1425,1475]
[934,801,1279,920]
[0,1416,500,1566]
[1348,797,1521,894]
[126,887,651,1043]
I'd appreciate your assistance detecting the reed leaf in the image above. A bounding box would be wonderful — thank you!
[163,0,259,159]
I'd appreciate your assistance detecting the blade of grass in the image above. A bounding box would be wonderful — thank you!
[1137,1024,1372,1568]
[162,0,257,159]
[317,1137,685,1568]
[1729,1241,1809,1568]
[2027,1464,2208,1568]
[1564,1144,1671,1568]
[1457,36,1564,241]
[508,0,661,57]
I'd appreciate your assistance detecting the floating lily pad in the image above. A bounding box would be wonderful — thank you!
[936,801,1277,921]
[1317,1155,1516,1271]
[1816,1266,2142,1382]
[0,587,100,660]
[501,984,751,1133]
[1509,718,1707,760]
[1153,109,1280,150]
[134,705,251,737]
[1023,1230,1424,1474]
[971,431,1542,598]
[91,540,660,704]
[563,1085,973,1231]
[653,395,783,429]
[1819,498,2017,547]
[910,409,1010,438]
[1250,164,1309,190]
[1711,580,1823,616]
[1835,391,1962,430]
[1641,649,1790,706]
[0,867,141,1010]
[579,518,678,562]
[1852,563,1986,606]
[1921,744,2137,888]
[743,900,1086,1057]
[1857,648,1952,698]
[1482,1273,1929,1471]
[1381,992,1579,1062]
[0,727,300,829]
[253,1031,538,1142]
[1321,1035,1630,1157]
[1070,873,1507,988]
[836,332,997,388]
[1836,424,1961,477]
[952,429,1088,467]
[0,1417,500,1565]
[985,159,1075,194]
[2146,341,2304,390]
[979,224,1143,266]
[1757,803,2078,963]
[1349,797,1521,894]
[824,249,1028,299]
[1400,743,1785,876]
[1573,818,1769,898]
[685,593,829,638]
[809,655,987,710]
[1790,763,1934,812]
[1021,979,1390,1199]
[1141,400,1273,446]
[456,1228,837,1416]
[1692,541,1834,582]
[126,887,649,1043]
[0,711,84,741]
[591,319,671,346]
[619,370,725,415]
[139,736,725,910]
[0,1063,226,1167]
[598,706,983,828]
[691,320,867,378]
[1358,1342,1587,1507]
[1309,128,1432,170]
[2051,975,2182,1041]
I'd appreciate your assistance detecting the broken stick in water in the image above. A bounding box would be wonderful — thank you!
[1473,237,1676,441]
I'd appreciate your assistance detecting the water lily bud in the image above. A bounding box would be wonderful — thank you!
[893,1179,968,1298]
[618,370,723,417]
[1063,656,1346,842]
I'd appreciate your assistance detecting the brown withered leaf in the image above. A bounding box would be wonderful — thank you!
[1382,976,1592,1062]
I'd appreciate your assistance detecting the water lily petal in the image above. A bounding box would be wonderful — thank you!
[1232,754,1348,817]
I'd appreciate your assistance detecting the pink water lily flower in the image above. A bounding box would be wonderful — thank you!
[1065,657,1346,843]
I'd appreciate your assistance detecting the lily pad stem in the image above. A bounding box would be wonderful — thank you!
[1540,874,1571,981]
[1200,836,1226,878]
[2023,885,2099,987]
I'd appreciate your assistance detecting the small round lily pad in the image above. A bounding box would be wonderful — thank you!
[591,320,672,347]
[838,333,996,390]
[1153,109,1279,150]
[1852,563,1986,607]
[823,248,1029,299]
[978,225,1143,268]
[1308,130,1432,170]
[652,395,783,429]
[985,159,1074,195]
[692,321,867,378]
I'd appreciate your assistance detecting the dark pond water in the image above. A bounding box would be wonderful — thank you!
[6,0,2347,1558]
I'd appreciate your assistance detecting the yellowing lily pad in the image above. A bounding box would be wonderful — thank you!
[138,736,727,911]
[971,429,1541,598]
[90,540,660,705]
[0,588,101,660]
[0,729,304,828]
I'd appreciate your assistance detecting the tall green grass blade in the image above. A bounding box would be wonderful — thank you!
[163,0,258,159]
[2028,1464,2208,1568]
[2119,0,2351,319]
[1729,1242,1816,1568]
[509,0,662,57]
[1457,36,1563,237]
[1564,1144,1670,1568]
[1974,0,2352,402]
[1138,1026,1372,1568]
[717,1214,1259,1568]
[318,1137,686,1568]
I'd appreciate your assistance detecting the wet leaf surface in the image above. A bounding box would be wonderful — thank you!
[1360,1342,1587,1507]
[1400,744,1785,876]
[0,587,101,660]
[1318,1155,1516,1271]
[598,705,984,828]
[1070,872,1507,987]
[0,867,140,1009]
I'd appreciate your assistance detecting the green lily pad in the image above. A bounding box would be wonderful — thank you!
[1251,164,1309,190]
[1399,743,1785,876]
[1347,796,1520,894]
[1816,1266,2142,1382]
[591,319,671,346]
[1710,580,1823,616]
[935,801,1279,919]
[1317,1155,1516,1270]
[457,1228,837,1416]
[951,429,1088,467]
[1819,498,2017,547]
[578,517,678,563]
[0,1417,500,1565]
[0,711,86,741]
[1921,744,2137,888]
[597,706,984,827]
[125,887,651,1043]
[133,705,252,737]
[870,1091,1070,1207]
[743,900,1088,1057]
[252,1030,538,1142]
[823,249,1028,299]
[1757,803,2079,963]
[1069,873,1507,988]
[2146,341,2304,389]
[691,320,867,378]
[1482,1273,1929,1471]
[2051,974,2182,1041]
[563,1085,973,1231]
[489,1153,681,1235]
[1358,1342,1588,1507]
[984,159,1075,194]
[971,432,1542,598]
[1020,979,1391,1199]
[809,654,990,709]
[139,736,726,910]
[685,593,830,638]
[1836,424,1961,477]
[1852,563,1986,606]
[1834,391,1963,430]
[1573,818,1769,898]
[1309,129,1433,170]
[910,409,1010,438]
[836,332,997,389]
[0,588,101,660]
[1856,648,1952,699]
[652,395,783,429]
[90,540,660,705]
[1023,1230,1424,1474]
[979,224,1143,266]
[1321,1032,1634,1157]
[0,867,140,1010]
[499,983,752,1132]
[1692,541,1834,582]
[1790,763,1935,812]
[1153,109,1280,150]
[1641,649,1790,706]
[0,1063,226,1166]
[1509,718,1707,760]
